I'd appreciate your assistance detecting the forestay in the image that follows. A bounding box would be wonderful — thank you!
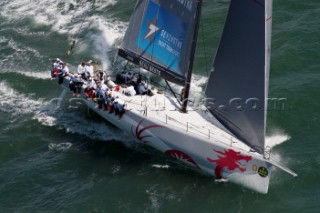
[205,0,272,154]
[118,0,199,86]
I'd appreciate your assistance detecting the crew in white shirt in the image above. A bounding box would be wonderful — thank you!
[77,62,86,75]
[85,60,94,78]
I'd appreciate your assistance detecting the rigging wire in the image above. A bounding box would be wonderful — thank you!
[55,0,88,56]
[67,14,88,56]
[67,0,95,56]
[68,15,83,55]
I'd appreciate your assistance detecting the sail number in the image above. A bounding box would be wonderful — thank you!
[139,60,161,76]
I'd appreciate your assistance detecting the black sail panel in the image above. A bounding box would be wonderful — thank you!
[205,0,267,154]
[118,0,199,85]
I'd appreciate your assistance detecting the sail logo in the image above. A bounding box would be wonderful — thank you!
[137,1,188,74]
[144,15,159,42]
[207,149,252,178]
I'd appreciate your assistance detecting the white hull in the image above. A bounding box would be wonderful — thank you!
[60,77,273,193]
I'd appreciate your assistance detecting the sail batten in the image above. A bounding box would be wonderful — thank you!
[205,0,271,154]
[118,0,199,86]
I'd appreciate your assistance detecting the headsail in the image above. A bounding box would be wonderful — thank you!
[205,0,272,154]
[118,0,200,86]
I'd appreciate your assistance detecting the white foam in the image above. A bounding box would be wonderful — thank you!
[88,15,128,68]
[0,81,133,142]
[33,106,133,142]
[214,178,228,183]
[0,81,45,116]
[189,74,208,100]
[0,36,42,69]
[266,131,291,148]
[44,110,131,142]
[48,142,72,151]
[1,0,125,67]
[111,164,121,174]
[145,187,161,212]
[152,164,170,169]
[153,72,207,103]
[1,70,51,79]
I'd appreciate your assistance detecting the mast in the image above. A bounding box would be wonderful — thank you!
[181,0,202,113]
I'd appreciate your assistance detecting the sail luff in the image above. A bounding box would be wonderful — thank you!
[205,0,267,154]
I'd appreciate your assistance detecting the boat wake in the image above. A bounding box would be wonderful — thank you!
[1,70,51,79]
[0,81,44,117]
[35,109,132,143]
[0,81,132,143]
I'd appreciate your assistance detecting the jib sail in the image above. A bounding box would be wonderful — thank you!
[205,0,272,154]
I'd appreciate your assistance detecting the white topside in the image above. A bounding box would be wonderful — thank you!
[108,85,259,156]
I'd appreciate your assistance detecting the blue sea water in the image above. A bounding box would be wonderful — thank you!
[0,0,319,212]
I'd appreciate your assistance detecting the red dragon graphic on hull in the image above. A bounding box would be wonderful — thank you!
[207,149,252,179]
[165,150,200,169]
[131,119,166,144]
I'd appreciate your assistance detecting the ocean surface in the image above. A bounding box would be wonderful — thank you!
[0,0,319,212]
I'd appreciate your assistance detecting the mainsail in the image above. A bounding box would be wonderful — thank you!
[118,0,200,86]
[205,0,272,154]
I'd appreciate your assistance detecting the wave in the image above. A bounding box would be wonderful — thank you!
[1,0,126,69]
[0,81,45,116]
[0,36,42,69]
[0,70,51,79]
[48,142,73,151]
[1,0,118,32]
